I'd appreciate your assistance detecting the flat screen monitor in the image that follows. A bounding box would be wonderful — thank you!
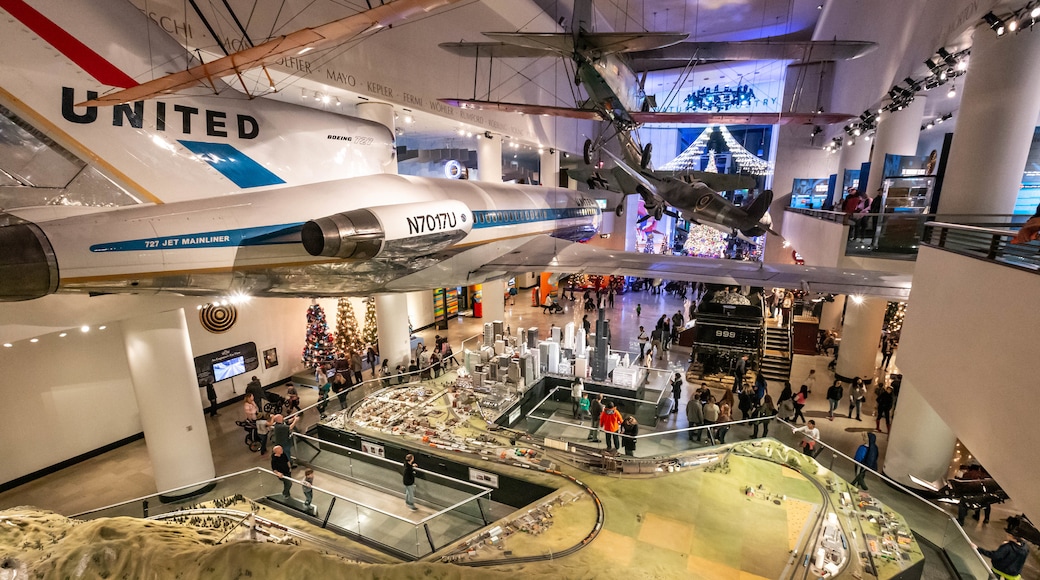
[213,356,246,381]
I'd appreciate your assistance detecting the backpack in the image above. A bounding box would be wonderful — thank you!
[854,444,868,463]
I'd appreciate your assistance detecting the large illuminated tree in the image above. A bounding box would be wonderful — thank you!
[302,303,336,369]
[334,298,363,354]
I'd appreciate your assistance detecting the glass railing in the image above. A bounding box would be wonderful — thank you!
[786,208,1029,261]
[291,432,492,556]
[70,456,490,560]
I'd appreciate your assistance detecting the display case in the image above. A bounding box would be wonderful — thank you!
[881,176,934,213]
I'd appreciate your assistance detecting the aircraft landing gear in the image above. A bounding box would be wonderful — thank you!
[615,203,624,217]
[640,143,652,169]
[653,205,664,221]
[583,138,594,165]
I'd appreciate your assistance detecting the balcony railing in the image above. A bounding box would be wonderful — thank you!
[922,222,1040,273]
[786,208,1030,260]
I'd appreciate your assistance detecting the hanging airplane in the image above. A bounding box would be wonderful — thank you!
[439,0,856,237]
[0,0,911,305]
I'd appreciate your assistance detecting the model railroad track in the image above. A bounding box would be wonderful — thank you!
[784,471,845,580]
[451,468,605,567]
[150,508,382,563]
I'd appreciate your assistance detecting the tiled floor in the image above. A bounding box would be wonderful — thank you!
[1,284,1031,575]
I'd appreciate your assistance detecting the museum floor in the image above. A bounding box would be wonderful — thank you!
[1,286,1034,577]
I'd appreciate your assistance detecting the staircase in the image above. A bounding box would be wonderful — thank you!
[760,326,792,383]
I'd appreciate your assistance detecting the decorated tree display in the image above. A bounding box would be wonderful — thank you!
[302,303,336,369]
[683,224,728,258]
[334,298,363,354]
[361,297,378,347]
[885,301,907,333]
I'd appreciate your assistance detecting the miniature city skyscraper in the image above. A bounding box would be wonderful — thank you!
[591,307,611,381]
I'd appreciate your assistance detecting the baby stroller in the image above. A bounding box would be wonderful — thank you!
[235,419,261,452]
[583,297,596,311]
[542,300,564,314]
[263,391,290,415]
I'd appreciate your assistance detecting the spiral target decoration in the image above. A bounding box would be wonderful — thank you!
[200,304,237,333]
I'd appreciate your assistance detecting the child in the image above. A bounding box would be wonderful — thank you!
[636,304,642,317]
[303,468,314,508]
[255,412,270,456]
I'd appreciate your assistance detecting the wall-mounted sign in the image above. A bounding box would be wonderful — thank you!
[469,467,499,488]
[193,342,259,385]
[361,440,385,458]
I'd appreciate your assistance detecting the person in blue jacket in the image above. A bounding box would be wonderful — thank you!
[974,532,1029,580]
[851,432,879,490]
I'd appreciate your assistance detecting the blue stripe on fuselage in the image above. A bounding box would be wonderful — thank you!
[89,224,304,252]
[471,207,600,228]
[178,141,286,188]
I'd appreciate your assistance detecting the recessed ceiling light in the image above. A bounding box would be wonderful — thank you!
[99,325,107,330]
[59,333,67,338]
[80,325,90,333]
[2,343,11,348]
[29,338,39,343]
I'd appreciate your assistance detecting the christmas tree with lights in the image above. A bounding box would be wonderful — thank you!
[361,297,378,347]
[334,298,363,354]
[302,303,336,369]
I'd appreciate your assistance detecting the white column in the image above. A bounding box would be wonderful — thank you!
[863,96,926,201]
[476,134,502,183]
[375,293,411,369]
[835,296,886,383]
[481,279,506,323]
[938,24,1040,215]
[819,294,846,334]
[356,102,398,174]
[122,308,214,494]
[539,147,560,187]
[883,379,957,489]
[833,136,871,204]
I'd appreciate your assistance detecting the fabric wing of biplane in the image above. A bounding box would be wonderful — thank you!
[80,0,460,106]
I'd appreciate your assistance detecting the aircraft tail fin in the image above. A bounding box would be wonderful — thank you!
[745,190,773,222]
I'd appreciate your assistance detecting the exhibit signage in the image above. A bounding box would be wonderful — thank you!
[194,342,259,384]
[468,467,499,488]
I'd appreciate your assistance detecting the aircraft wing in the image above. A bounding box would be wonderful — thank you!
[476,235,912,300]
[80,0,460,106]
[629,40,878,64]
[439,42,565,58]
[479,32,688,57]
[629,111,855,126]
[438,99,604,121]
[651,171,757,191]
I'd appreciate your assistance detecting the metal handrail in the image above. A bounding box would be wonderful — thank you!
[70,467,259,518]
[292,432,491,495]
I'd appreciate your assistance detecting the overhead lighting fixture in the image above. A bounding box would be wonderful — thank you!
[1032,5,1040,18]
[1009,18,1019,32]
[59,332,67,337]
[947,84,956,98]
[29,338,38,343]
[850,295,864,305]
[99,325,107,330]
[335,97,341,107]
[80,325,90,333]
[984,12,1006,35]
[2,343,11,348]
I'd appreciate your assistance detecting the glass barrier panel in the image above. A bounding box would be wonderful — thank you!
[421,497,488,552]
[355,504,426,558]
[74,470,267,520]
[323,493,361,536]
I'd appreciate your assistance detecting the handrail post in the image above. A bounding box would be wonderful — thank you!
[322,497,336,528]
[938,225,947,248]
[987,233,1000,259]
[423,522,437,555]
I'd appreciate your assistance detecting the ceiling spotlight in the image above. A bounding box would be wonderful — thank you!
[2,343,11,348]
[29,338,38,343]
[80,325,90,333]
[1009,17,1019,32]
[850,294,864,305]
[947,84,956,98]
[99,325,107,330]
[59,332,67,337]
[457,128,465,136]
[957,60,967,71]
[940,70,948,81]
[335,98,341,107]
[983,10,1007,35]
[403,115,413,124]
[1032,6,1040,18]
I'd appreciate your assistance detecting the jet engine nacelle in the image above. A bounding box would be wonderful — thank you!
[301,200,473,259]
[0,213,59,301]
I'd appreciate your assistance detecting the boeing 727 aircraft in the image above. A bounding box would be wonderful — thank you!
[0,0,911,305]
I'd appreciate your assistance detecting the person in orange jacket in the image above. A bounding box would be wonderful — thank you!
[600,401,624,453]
